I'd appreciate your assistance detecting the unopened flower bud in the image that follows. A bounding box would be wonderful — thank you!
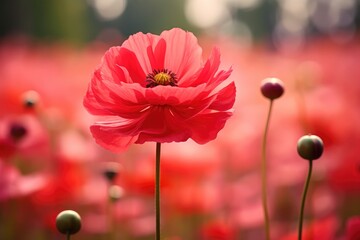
[108,185,124,203]
[22,90,40,109]
[297,134,324,160]
[103,162,121,182]
[9,123,27,142]
[261,78,284,100]
[56,210,81,235]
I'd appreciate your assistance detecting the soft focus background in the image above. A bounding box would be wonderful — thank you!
[1,0,360,239]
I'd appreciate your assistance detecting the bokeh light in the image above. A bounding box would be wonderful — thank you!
[185,0,231,29]
[88,0,127,21]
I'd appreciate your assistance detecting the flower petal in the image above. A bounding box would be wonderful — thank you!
[116,47,147,86]
[122,32,162,73]
[161,28,203,83]
[92,77,151,119]
[102,47,131,84]
[90,116,145,152]
[83,70,114,115]
[144,84,206,105]
[146,38,166,70]
[144,84,220,119]
[186,111,233,144]
[182,47,222,87]
[135,106,191,143]
[208,81,236,111]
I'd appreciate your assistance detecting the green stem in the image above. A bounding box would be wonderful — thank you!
[155,142,161,240]
[261,99,273,240]
[298,160,313,240]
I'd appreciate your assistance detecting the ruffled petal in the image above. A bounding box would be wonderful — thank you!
[136,108,233,145]
[169,95,216,120]
[122,32,163,73]
[208,81,236,111]
[182,47,223,87]
[160,28,203,83]
[144,84,206,105]
[135,106,191,143]
[147,38,166,70]
[117,47,147,86]
[83,70,114,115]
[83,87,108,116]
[90,116,146,152]
[96,46,148,86]
[186,111,233,144]
[93,80,150,119]
[207,67,233,92]
[144,84,219,119]
[101,47,130,84]
[84,68,147,118]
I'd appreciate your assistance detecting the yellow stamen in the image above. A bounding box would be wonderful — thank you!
[154,72,172,85]
[146,69,177,88]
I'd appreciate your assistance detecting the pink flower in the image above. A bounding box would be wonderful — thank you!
[0,161,48,201]
[84,28,235,152]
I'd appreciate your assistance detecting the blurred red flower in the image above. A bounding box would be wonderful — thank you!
[0,161,48,201]
[280,216,338,240]
[0,115,50,159]
[199,220,236,240]
[84,28,235,152]
[346,216,360,240]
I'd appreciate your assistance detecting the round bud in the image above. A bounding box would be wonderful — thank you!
[261,78,284,100]
[103,162,121,182]
[108,185,124,203]
[9,123,27,142]
[297,135,324,160]
[22,90,40,109]
[56,210,81,235]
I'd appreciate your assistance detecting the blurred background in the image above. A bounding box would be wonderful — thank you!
[1,0,360,47]
[1,0,360,240]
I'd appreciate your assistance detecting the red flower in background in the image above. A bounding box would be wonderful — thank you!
[346,216,360,240]
[280,216,338,240]
[199,220,236,240]
[84,28,235,152]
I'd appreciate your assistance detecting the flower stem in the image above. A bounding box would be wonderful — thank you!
[298,160,313,240]
[67,232,70,240]
[106,196,115,240]
[261,99,273,240]
[155,142,161,240]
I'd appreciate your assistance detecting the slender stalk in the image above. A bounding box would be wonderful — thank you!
[66,232,70,240]
[106,195,115,240]
[155,142,161,240]
[298,160,313,240]
[261,99,273,240]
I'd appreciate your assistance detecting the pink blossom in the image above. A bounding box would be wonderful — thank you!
[84,28,235,152]
[0,115,49,159]
[0,161,48,201]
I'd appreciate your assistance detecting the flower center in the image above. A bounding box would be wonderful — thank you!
[146,69,177,88]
